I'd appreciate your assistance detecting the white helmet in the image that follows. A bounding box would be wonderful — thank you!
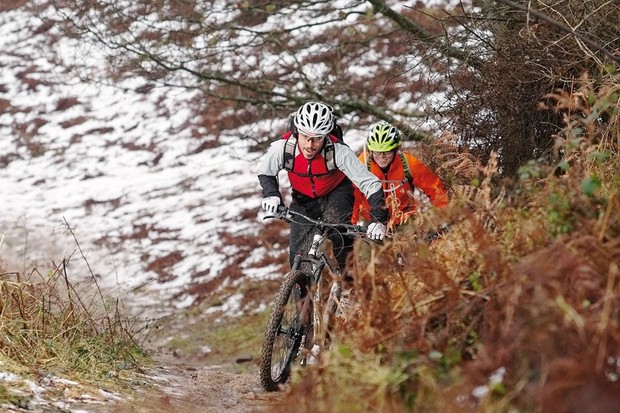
[293,102,335,137]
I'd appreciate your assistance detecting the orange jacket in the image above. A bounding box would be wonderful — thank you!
[352,150,448,229]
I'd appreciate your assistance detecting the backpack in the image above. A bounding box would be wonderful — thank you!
[282,114,345,173]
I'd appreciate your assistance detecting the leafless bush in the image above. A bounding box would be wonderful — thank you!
[445,0,619,176]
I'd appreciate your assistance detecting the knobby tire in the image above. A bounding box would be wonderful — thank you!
[259,270,311,391]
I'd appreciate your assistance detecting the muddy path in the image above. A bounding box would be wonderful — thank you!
[126,353,267,413]
[105,305,282,413]
[64,349,280,413]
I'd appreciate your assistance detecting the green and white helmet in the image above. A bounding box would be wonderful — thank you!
[367,121,401,152]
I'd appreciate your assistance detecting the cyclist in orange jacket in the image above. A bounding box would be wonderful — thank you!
[352,121,448,230]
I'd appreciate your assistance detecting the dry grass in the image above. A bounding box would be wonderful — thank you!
[0,238,147,398]
[269,73,620,413]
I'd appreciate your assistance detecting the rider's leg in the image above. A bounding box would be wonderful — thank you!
[322,179,355,270]
[323,180,356,320]
[289,195,321,268]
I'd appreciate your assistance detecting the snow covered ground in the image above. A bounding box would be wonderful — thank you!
[0,6,274,316]
[0,3,412,319]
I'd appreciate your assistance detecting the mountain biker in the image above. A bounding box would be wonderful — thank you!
[353,121,449,231]
[257,102,389,272]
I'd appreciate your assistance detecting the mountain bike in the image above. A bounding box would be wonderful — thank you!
[259,205,367,392]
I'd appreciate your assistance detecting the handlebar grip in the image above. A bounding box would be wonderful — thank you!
[262,204,288,221]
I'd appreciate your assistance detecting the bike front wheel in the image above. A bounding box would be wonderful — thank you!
[259,270,311,391]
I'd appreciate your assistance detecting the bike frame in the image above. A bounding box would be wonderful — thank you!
[259,206,367,391]
[290,229,339,351]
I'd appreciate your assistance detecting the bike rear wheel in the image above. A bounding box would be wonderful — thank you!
[259,270,311,391]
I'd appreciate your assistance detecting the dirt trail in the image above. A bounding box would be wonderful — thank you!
[105,309,281,413]
[76,351,277,413]
[132,354,265,413]
[61,295,281,413]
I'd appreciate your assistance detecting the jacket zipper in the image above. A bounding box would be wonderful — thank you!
[308,160,317,197]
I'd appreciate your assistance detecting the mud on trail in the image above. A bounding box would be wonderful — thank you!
[115,353,269,413]
[102,297,284,413]
[72,337,281,413]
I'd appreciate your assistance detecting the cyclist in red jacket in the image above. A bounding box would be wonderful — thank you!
[258,102,389,271]
[353,121,448,231]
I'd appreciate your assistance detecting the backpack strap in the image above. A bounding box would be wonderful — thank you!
[323,138,336,171]
[283,133,297,171]
[398,151,415,189]
[283,132,337,172]
[332,124,344,142]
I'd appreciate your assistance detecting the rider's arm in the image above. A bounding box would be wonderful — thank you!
[405,153,449,207]
[351,187,367,224]
[257,140,286,199]
[334,143,388,224]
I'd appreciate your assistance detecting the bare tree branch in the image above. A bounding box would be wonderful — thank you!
[366,0,485,69]
[494,0,620,63]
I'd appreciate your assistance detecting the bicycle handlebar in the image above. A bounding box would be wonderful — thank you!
[264,205,367,236]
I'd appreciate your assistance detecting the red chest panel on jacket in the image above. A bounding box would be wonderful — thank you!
[288,156,345,198]
[281,132,345,198]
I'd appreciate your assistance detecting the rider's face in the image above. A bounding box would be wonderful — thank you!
[371,150,395,168]
[298,133,326,159]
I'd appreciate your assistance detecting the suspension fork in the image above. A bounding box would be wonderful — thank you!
[290,231,328,347]
[290,252,323,328]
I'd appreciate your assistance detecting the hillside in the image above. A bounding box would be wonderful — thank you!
[0,3,276,411]
[0,3,270,317]
[1,1,619,412]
